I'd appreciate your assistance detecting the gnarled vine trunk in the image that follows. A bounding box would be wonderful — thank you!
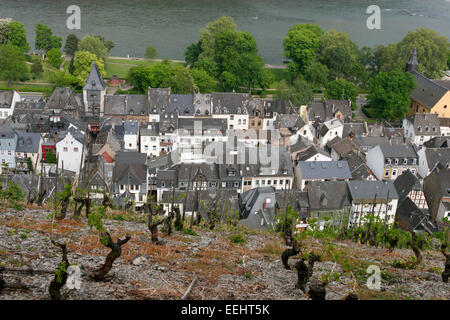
[48,241,69,300]
[92,232,131,281]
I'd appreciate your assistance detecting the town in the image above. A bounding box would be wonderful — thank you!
[0,15,449,301]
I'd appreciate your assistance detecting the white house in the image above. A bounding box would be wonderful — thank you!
[140,122,160,158]
[403,113,441,147]
[124,121,139,151]
[347,180,399,226]
[0,91,20,119]
[318,118,343,148]
[0,132,17,172]
[56,127,85,174]
[211,92,250,130]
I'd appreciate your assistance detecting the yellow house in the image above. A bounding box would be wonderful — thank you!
[408,72,450,118]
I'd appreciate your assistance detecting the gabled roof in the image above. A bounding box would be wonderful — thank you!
[212,92,250,115]
[406,113,440,136]
[298,161,352,180]
[379,145,418,159]
[15,131,41,153]
[0,91,14,108]
[347,180,399,203]
[83,61,106,91]
[395,197,427,232]
[306,181,351,210]
[410,71,448,109]
[113,163,147,186]
[424,148,450,170]
[115,151,147,165]
[394,170,422,203]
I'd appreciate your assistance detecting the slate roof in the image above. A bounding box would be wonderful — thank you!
[433,80,450,91]
[149,88,170,114]
[212,92,250,115]
[46,87,82,111]
[169,94,194,116]
[193,93,212,116]
[56,126,85,144]
[115,151,147,165]
[306,181,351,210]
[125,95,148,116]
[278,114,305,131]
[406,113,440,136]
[327,137,360,158]
[342,151,374,180]
[424,148,450,170]
[347,180,399,203]
[15,132,41,153]
[379,145,418,159]
[423,163,450,221]
[343,123,367,138]
[83,61,106,91]
[410,71,448,109]
[104,95,126,115]
[113,163,147,187]
[124,121,139,135]
[308,100,352,123]
[395,197,427,232]
[394,170,422,203]
[298,161,352,180]
[423,136,450,149]
[140,122,160,136]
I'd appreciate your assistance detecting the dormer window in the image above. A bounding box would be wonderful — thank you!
[394,159,399,165]
[418,126,422,132]
[403,158,408,165]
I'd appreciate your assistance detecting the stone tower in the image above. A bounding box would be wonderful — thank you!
[83,61,106,116]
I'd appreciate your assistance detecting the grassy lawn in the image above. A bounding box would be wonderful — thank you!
[0,81,54,95]
[104,58,184,79]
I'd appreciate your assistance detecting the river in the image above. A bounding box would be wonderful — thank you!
[1,0,449,63]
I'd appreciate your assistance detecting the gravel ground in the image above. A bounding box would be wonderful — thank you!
[0,208,448,300]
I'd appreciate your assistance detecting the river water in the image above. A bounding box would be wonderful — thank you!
[1,0,449,63]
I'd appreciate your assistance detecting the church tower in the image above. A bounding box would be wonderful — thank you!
[405,45,419,73]
[83,61,106,117]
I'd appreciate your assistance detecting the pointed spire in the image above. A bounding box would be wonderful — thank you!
[405,45,419,73]
[83,61,106,91]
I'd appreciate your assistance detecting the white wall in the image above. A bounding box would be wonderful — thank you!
[366,146,384,180]
[56,132,84,174]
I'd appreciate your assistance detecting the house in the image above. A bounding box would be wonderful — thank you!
[238,187,277,231]
[211,92,250,130]
[366,145,418,180]
[423,163,450,222]
[326,136,361,160]
[347,180,399,226]
[0,91,20,119]
[316,118,344,148]
[55,126,85,174]
[140,122,160,158]
[149,88,171,122]
[394,170,427,209]
[113,162,148,206]
[306,181,352,230]
[277,114,313,145]
[403,113,441,147]
[193,92,212,117]
[0,132,18,172]
[307,100,352,124]
[46,87,83,119]
[124,121,139,150]
[15,132,42,173]
[92,125,122,163]
[170,94,194,118]
[295,160,352,190]
[417,147,450,178]
[395,197,437,233]
[342,151,377,181]
[293,144,332,163]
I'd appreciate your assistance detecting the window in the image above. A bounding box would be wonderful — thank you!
[230,115,234,120]
[256,180,260,186]
[267,180,271,185]
[234,182,240,187]
[63,147,68,152]
[395,159,399,165]
[403,159,408,165]
[74,147,79,152]
[261,180,265,185]
[238,119,241,125]
[222,182,226,188]
[392,170,397,176]
[385,170,390,177]
[273,180,277,185]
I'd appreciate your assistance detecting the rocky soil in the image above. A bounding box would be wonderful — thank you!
[0,207,449,300]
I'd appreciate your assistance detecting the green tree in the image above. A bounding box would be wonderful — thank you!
[48,70,79,88]
[190,68,216,93]
[275,78,313,107]
[283,24,323,75]
[45,149,57,164]
[72,51,106,87]
[46,48,63,69]
[7,21,29,52]
[31,58,44,79]
[64,33,79,57]
[185,41,202,66]
[198,16,237,60]
[367,70,416,120]
[26,157,34,173]
[167,67,196,94]
[318,30,359,79]
[78,35,108,61]
[325,79,358,106]
[396,28,449,78]
[0,19,10,45]
[94,35,115,53]
[145,46,158,59]
[193,57,218,78]
[35,23,62,52]
[0,44,28,84]
[304,62,329,89]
